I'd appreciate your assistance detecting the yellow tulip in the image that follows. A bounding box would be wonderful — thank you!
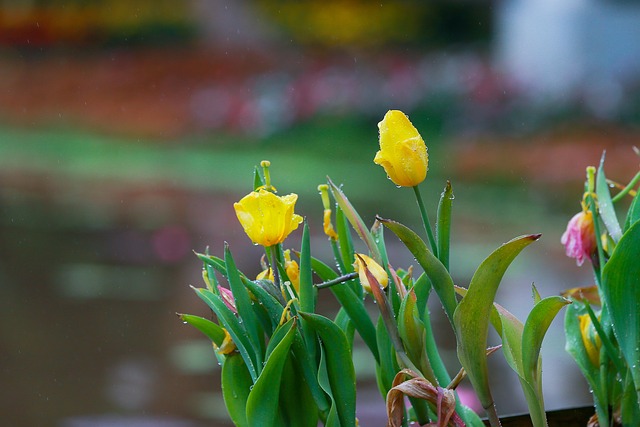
[374,110,428,187]
[579,313,602,367]
[353,253,388,294]
[234,189,303,247]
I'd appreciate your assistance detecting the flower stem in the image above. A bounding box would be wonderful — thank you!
[267,245,282,288]
[413,185,438,257]
[611,171,640,203]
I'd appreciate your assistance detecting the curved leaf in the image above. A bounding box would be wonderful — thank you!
[300,312,357,427]
[596,154,623,242]
[221,353,253,427]
[453,234,540,413]
[279,355,319,427]
[522,296,571,386]
[328,178,381,263]
[246,319,297,427]
[194,287,258,381]
[178,313,226,346]
[379,216,458,325]
[602,220,640,404]
[224,244,264,370]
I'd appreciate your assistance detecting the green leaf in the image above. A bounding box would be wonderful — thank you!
[522,296,571,386]
[453,234,540,413]
[299,222,316,314]
[398,290,436,384]
[194,287,258,381]
[564,302,610,423]
[596,154,623,242]
[379,216,457,325]
[375,315,399,397]
[290,328,330,413]
[335,205,356,275]
[311,256,380,363]
[624,188,640,231]
[279,354,319,427]
[221,353,253,427]
[328,177,381,263]
[522,296,570,427]
[246,319,297,427]
[178,313,226,346]
[602,220,640,405]
[253,165,264,190]
[243,279,285,333]
[318,344,340,427]
[436,180,453,271]
[224,244,265,371]
[300,312,357,427]
[298,223,319,365]
[195,252,228,277]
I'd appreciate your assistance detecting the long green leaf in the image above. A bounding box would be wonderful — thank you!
[246,319,297,427]
[224,244,265,371]
[436,180,453,271]
[379,216,458,325]
[453,234,540,415]
[299,222,316,313]
[221,353,253,427]
[194,287,258,381]
[299,223,319,366]
[602,220,640,405]
[300,312,357,427]
[596,154,623,242]
[328,177,381,263]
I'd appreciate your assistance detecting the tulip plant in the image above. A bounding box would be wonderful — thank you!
[180,110,572,427]
[561,150,640,426]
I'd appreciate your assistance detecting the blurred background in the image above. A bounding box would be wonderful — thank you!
[1,1,639,426]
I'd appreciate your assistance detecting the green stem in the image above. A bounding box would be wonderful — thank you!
[413,185,438,257]
[611,171,640,203]
[267,245,282,289]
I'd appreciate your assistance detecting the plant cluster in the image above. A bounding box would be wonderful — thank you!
[561,151,640,426]
[180,111,637,426]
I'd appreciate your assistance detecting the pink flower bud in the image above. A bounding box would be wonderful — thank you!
[561,210,596,266]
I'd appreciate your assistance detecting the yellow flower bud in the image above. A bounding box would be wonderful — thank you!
[216,328,237,355]
[256,267,275,282]
[374,110,428,187]
[234,189,303,247]
[353,253,388,294]
[284,249,300,293]
[579,313,602,367]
